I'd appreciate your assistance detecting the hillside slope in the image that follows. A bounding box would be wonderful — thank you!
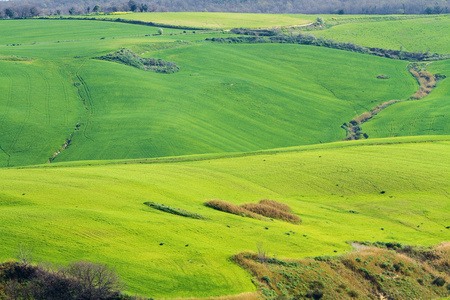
[0,137,449,297]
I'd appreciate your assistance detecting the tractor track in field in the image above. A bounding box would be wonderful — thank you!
[9,70,32,155]
[49,62,95,163]
[76,73,95,142]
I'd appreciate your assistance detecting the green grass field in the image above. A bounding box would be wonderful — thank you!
[1,137,449,297]
[363,60,450,138]
[0,19,419,167]
[82,12,316,29]
[308,15,450,54]
[0,14,449,299]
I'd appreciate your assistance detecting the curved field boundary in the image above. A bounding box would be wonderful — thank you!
[14,135,450,169]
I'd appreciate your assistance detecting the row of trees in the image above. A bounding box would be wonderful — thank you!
[0,0,448,17]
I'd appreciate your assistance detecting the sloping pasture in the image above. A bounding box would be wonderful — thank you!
[0,138,448,297]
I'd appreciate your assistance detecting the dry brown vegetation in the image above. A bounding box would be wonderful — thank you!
[259,199,291,212]
[241,203,301,224]
[205,199,301,224]
[233,242,450,299]
[410,69,436,99]
[170,292,259,300]
[204,199,268,221]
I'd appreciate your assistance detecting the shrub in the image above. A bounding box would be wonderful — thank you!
[432,276,446,286]
[0,260,130,300]
[259,199,291,212]
[96,48,179,73]
[144,202,207,219]
[205,200,267,220]
[241,203,301,224]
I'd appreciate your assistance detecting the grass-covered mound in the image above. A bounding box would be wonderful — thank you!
[234,242,450,299]
[96,48,180,73]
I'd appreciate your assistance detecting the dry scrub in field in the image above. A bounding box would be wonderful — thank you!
[233,241,450,299]
[205,199,301,223]
[241,203,301,224]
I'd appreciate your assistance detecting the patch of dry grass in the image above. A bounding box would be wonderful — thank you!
[241,203,301,224]
[204,200,268,221]
[205,199,300,223]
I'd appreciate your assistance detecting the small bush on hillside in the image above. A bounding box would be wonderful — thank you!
[205,200,267,220]
[432,276,446,286]
[144,201,207,219]
[205,199,299,223]
[96,48,179,73]
[241,203,301,224]
[259,199,291,212]
[0,260,138,300]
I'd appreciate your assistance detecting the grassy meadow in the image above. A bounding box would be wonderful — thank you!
[1,137,449,297]
[81,12,317,29]
[363,60,450,138]
[0,13,449,298]
[0,19,419,167]
[308,15,450,54]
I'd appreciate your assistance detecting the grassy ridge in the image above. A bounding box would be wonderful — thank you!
[0,20,419,167]
[85,12,316,29]
[0,138,449,297]
[363,60,450,138]
[54,43,417,163]
[0,59,81,167]
[308,15,450,54]
[0,19,182,45]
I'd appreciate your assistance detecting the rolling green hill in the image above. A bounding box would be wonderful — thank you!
[308,15,450,54]
[363,60,450,138]
[79,12,316,29]
[0,18,419,167]
[0,15,449,299]
[0,137,449,297]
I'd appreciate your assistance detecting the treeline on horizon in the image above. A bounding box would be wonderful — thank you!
[0,0,448,18]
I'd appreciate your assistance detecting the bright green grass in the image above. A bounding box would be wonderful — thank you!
[308,15,450,53]
[0,19,182,45]
[87,12,316,29]
[0,137,449,297]
[0,18,419,167]
[0,59,81,167]
[53,43,417,164]
[363,59,450,138]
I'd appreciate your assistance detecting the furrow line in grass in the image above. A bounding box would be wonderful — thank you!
[0,68,12,127]
[8,70,32,155]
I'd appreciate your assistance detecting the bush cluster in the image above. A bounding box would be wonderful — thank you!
[144,201,207,219]
[205,199,301,224]
[96,48,180,73]
[207,32,447,61]
[0,260,144,300]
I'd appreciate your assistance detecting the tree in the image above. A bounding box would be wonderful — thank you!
[86,6,91,14]
[93,5,101,13]
[68,7,75,15]
[128,0,138,11]
[5,7,15,18]
[30,6,40,17]
[140,3,148,12]
[158,28,163,35]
